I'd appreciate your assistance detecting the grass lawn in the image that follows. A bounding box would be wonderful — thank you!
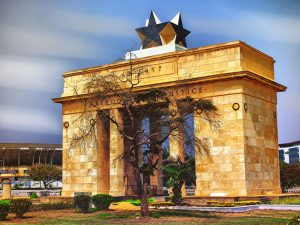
[1,209,299,225]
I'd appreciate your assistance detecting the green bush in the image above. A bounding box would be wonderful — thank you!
[288,216,300,225]
[30,192,38,199]
[0,200,11,221]
[272,197,300,205]
[151,212,161,218]
[74,195,91,213]
[31,202,74,211]
[91,194,113,210]
[10,198,32,218]
[13,184,20,190]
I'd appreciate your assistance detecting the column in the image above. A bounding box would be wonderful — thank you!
[194,111,202,196]
[97,113,110,194]
[149,117,163,195]
[1,177,12,199]
[123,117,140,195]
[169,104,185,159]
[169,104,186,195]
[169,126,185,159]
[109,108,125,196]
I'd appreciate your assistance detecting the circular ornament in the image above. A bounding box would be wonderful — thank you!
[170,110,177,117]
[90,119,96,126]
[196,108,203,114]
[63,121,69,128]
[273,111,277,118]
[244,103,248,112]
[232,103,240,111]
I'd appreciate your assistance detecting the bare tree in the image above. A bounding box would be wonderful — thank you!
[69,60,219,217]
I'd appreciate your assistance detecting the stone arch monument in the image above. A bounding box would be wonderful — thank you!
[53,11,286,197]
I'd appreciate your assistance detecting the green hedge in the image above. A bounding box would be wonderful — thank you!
[31,202,74,211]
[10,199,32,218]
[207,200,261,207]
[74,195,90,213]
[92,194,112,210]
[0,200,11,221]
[272,197,300,205]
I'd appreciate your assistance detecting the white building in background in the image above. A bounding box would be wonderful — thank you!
[279,140,300,164]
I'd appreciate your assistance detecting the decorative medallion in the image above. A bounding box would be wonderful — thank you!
[170,110,177,117]
[196,108,203,114]
[90,119,96,126]
[63,121,69,128]
[244,103,248,112]
[232,103,240,111]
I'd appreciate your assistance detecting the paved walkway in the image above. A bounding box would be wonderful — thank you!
[150,204,300,212]
[258,204,300,211]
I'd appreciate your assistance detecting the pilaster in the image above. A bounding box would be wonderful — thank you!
[109,108,125,196]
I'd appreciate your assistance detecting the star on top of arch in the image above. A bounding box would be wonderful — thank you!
[135,11,191,49]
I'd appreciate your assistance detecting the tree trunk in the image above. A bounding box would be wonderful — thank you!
[43,180,48,189]
[134,168,143,196]
[172,181,184,205]
[141,177,149,217]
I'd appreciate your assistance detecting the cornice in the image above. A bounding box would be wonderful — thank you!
[53,70,286,104]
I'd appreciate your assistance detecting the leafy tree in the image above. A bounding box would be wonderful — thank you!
[163,156,195,205]
[29,164,62,189]
[280,161,300,192]
[69,62,219,216]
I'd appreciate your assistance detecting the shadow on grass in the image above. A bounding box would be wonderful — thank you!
[208,216,288,225]
[93,211,139,220]
[151,210,221,219]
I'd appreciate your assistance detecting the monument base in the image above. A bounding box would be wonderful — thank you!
[183,193,300,206]
[125,44,186,60]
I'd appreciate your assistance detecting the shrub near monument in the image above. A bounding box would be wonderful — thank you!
[73,194,91,213]
[10,198,32,218]
[92,194,113,210]
[0,200,10,221]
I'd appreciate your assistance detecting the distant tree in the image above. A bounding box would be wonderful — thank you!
[29,164,62,189]
[280,161,300,192]
[163,156,195,205]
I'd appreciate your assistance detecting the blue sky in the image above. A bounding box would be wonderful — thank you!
[0,0,299,144]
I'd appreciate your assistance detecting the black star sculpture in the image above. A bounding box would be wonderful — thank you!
[135,11,191,49]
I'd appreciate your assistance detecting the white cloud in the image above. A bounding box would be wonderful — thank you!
[0,55,66,92]
[0,25,103,59]
[0,1,134,60]
[188,11,300,45]
[50,9,135,38]
[0,105,60,134]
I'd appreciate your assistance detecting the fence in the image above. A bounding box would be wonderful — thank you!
[186,188,195,196]
[286,187,300,193]
[0,189,61,197]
